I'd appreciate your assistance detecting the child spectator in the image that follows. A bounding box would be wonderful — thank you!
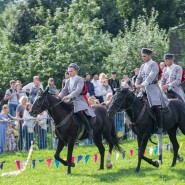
[4,120,16,152]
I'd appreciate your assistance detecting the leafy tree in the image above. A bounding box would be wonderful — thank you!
[117,0,185,30]
[104,11,169,78]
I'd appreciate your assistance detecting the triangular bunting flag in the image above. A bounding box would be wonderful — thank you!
[122,151,126,159]
[154,146,158,154]
[149,147,154,156]
[22,160,27,168]
[77,155,83,163]
[16,160,21,170]
[129,150,134,157]
[144,150,146,156]
[0,161,5,170]
[32,160,36,168]
[47,158,52,168]
[179,142,183,151]
[39,159,44,163]
[116,152,119,160]
[166,144,170,151]
[85,155,90,164]
[94,154,98,163]
[54,159,60,168]
[71,156,75,163]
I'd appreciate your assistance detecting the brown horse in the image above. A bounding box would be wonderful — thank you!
[30,89,122,174]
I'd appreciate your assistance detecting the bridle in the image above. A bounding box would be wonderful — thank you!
[113,90,136,112]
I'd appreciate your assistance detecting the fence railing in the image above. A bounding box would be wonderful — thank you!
[2,112,135,153]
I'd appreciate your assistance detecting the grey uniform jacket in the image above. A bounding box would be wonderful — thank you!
[135,60,168,108]
[59,75,95,117]
[161,64,185,102]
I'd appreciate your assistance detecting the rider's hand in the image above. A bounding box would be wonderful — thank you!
[162,84,169,91]
[62,96,69,102]
[135,84,144,89]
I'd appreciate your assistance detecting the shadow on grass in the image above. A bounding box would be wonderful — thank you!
[71,167,177,183]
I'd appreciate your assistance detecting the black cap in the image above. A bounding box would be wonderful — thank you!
[163,53,175,60]
[68,63,80,71]
[92,72,98,77]
[141,48,153,55]
[111,70,117,74]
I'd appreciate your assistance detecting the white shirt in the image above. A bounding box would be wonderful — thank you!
[91,80,103,96]
[23,82,43,91]
[166,63,176,88]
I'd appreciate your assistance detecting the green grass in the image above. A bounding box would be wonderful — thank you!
[0,134,185,185]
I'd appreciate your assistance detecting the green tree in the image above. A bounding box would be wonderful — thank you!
[104,11,169,78]
[117,0,185,30]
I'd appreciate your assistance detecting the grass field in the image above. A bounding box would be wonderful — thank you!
[0,134,185,185]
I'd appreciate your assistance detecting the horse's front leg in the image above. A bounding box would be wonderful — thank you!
[67,138,75,174]
[156,133,163,164]
[135,136,142,172]
[54,139,68,166]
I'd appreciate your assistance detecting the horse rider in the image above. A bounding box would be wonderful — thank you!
[135,48,169,134]
[161,54,185,103]
[59,63,96,139]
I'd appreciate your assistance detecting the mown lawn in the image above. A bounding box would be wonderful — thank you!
[0,134,185,185]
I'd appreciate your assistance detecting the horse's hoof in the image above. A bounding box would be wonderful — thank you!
[154,161,159,168]
[98,168,104,170]
[177,156,184,162]
[171,164,176,167]
[106,164,113,169]
[135,168,140,173]
[158,160,162,165]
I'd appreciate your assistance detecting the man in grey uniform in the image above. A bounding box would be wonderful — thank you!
[135,48,168,134]
[59,63,95,139]
[161,54,185,102]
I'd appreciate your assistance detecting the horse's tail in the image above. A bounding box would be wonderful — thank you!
[111,123,122,153]
[149,137,157,145]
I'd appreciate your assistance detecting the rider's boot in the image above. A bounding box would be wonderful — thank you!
[152,106,163,134]
[75,111,93,140]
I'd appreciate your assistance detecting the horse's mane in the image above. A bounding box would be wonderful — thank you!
[46,92,74,112]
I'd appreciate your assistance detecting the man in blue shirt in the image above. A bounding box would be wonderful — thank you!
[84,73,95,97]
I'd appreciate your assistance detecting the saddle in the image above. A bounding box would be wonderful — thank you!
[141,97,172,127]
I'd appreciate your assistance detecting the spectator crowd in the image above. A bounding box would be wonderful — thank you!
[1,55,184,153]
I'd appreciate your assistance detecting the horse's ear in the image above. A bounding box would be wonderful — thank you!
[45,87,49,93]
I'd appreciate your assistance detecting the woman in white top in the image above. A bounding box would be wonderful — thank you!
[23,103,35,150]
[101,79,113,102]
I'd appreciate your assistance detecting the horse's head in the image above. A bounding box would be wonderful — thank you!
[108,88,130,118]
[29,88,50,117]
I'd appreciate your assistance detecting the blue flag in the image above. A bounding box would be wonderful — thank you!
[32,160,36,168]
[85,155,90,164]
[54,159,60,168]
[77,155,83,163]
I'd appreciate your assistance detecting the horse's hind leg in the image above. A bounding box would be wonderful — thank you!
[54,139,68,166]
[94,132,105,170]
[167,125,179,167]
[156,133,163,164]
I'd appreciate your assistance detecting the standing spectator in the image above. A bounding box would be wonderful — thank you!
[108,71,120,95]
[99,73,107,83]
[23,103,35,150]
[4,80,19,116]
[0,87,4,112]
[23,76,43,104]
[4,120,16,152]
[16,82,26,98]
[91,72,104,103]
[121,75,133,88]
[160,62,165,71]
[36,111,48,149]
[0,105,11,153]
[131,68,140,85]
[16,96,28,150]
[84,73,95,97]
[101,79,112,102]
[62,72,70,89]
[46,78,59,96]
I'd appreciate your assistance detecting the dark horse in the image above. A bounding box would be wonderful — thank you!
[108,88,185,172]
[30,89,121,174]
